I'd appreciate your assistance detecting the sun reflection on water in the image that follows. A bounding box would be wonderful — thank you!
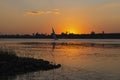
[0,39,120,80]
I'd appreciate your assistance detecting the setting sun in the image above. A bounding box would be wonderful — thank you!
[61,26,80,34]
[69,28,78,34]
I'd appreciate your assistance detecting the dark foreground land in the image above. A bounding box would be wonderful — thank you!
[0,50,61,76]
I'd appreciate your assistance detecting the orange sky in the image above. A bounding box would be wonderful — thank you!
[0,0,120,34]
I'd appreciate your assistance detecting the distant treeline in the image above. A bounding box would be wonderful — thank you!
[0,33,120,39]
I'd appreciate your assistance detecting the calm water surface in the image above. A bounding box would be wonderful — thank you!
[0,39,120,80]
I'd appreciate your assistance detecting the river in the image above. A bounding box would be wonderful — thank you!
[0,39,120,80]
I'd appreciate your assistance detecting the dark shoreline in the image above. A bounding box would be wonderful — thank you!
[0,33,120,39]
[0,52,61,76]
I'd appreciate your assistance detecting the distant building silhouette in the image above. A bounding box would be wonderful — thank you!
[91,31,95,35]
[102,31,104,34]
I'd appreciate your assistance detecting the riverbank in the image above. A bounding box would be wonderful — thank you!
[0,49,61,76]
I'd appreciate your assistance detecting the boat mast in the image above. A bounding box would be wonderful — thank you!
[52,27,57,40]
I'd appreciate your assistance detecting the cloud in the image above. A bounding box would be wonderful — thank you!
[26,9,61,15]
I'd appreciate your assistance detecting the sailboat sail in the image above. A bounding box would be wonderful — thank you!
[52,27,57,40]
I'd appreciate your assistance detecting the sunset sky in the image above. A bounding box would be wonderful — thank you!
[0,0,120,34]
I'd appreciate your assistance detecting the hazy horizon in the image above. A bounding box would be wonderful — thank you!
[0,0,120,34]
